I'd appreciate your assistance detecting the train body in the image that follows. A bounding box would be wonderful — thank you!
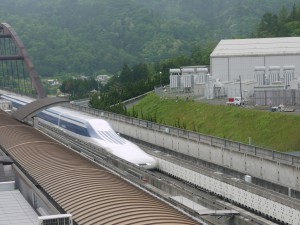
[1,94,158,169]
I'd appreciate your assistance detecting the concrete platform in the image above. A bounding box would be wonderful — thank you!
[0,190,38,225]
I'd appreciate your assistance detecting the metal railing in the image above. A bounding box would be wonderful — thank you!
[64,103,300,167]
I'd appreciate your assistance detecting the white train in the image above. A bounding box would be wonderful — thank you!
[1,94,158,169]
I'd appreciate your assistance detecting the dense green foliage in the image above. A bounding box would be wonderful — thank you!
[89,92,128,115]
[86,44,213,113]
[88,63,155,114]
[60,77,98,99]
[130,93,300,152]
[254,3,300,37]
[0,0,299,76]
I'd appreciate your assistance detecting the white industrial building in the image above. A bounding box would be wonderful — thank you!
[167,38,300,102]
[210,37,300,83]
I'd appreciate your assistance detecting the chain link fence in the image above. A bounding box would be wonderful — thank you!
[255,89,300,106]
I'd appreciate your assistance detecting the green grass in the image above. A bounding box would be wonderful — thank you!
[129,93,300,152]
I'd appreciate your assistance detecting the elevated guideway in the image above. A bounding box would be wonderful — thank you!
[152,150,300,225]
[0,110,202,225]
[64,102,300,225]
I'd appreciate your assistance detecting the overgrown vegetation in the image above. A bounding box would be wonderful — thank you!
[129,93,300,152]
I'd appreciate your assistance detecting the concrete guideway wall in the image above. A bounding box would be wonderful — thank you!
[108,120,300,191]
[157,157,300,225]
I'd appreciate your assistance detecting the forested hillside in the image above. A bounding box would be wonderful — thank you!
[255,4,300,37]
[0,0,299,76]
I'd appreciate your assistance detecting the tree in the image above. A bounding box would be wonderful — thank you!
[254,3,300,38]
[256,13,279,37]
[288,3,298,21]
[59,77,98,99]
[132,63,149,81]
[191,43,215,65]
[119,64,133,83]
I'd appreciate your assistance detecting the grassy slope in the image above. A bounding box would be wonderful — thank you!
[129,93,300,152]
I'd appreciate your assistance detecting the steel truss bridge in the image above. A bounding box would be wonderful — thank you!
[0,23,46,99]
[0,23,68,121]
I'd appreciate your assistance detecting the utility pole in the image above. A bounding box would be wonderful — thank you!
[159,72,162,87]
[239,75,242,99]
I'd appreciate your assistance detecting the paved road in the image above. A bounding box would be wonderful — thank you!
[197,98,300,115]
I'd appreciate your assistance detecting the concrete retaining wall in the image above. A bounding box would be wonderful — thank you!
[157,157,300,225]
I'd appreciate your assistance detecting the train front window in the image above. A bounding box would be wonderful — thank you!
[97,131,126,144]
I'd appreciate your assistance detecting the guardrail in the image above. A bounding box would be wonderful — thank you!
[64,103,300,167]
[121,91,153,106]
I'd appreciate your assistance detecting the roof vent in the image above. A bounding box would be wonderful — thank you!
[38,214,73,225]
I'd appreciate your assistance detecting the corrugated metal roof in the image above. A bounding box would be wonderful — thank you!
[211,37,300,57]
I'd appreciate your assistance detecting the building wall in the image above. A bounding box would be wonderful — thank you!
[228,56,264,82]
[211,56,264,82]
[211,54,300,83]
[210,57,228,82]
[265,55,300,69]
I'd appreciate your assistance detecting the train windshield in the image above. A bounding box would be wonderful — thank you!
[97,131,126,144]
[87,119,126,144]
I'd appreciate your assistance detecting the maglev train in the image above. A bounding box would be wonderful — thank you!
[1,94,158,169]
